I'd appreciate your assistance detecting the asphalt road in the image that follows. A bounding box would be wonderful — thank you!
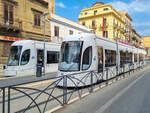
[55,65,150,113]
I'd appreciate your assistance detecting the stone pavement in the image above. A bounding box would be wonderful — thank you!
[0,68,4,76]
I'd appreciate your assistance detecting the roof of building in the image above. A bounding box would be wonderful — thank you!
[119,10,132,21]
[51,13,92,33]
[93,2,104,7]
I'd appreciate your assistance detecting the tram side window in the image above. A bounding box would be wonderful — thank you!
[120,51,132,66]
[120,51,125,66]
[82,47,92,70]
[21,49,30,65]
[105,50,116,67]
[134,54,137,62]
[47,51,59,64]
[139,54,144,62]
[129,53,132,63]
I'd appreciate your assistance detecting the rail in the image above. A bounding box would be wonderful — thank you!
[0,62,145,113]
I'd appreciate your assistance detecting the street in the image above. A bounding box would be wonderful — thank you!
[0,65,149,113]
[55,65,150,113]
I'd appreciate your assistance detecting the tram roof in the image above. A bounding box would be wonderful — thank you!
[63,33,146,54]
[11,40,60,46]
[63,33,95,41]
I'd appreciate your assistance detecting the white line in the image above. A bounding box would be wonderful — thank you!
[95,72,146,113]
[68,97,79,104]
[45,105,62,113]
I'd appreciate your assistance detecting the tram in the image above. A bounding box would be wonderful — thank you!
[57,33,146,87]
[4,40,60,76]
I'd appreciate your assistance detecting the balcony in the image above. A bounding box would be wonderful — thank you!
[99,23,109,30]
[0,17,22,32]
[89,25,97,30]
[113,23,118,29]
[132,36,138,42]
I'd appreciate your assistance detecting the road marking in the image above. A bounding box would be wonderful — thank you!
[100,84,106,88]
[95,72,146,113]
[45,105,63,113]
[94,87,100,92]
[68,97,80,104]
[82,92,90,98]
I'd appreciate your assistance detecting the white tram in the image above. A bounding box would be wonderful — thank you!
[57,33,146,87]
[4,40,60,76]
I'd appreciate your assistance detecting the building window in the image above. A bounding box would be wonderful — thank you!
[4,3,13,24]
[85,12,87,15]
[104,18,107,26]
[104,31,108,38]
[82,22,85,26]
[103,8,109,11]
[69,30,73,35]
[34,14,40,26]
[92,20,95,28]
[54,26,59,37]
[94,10,97,15]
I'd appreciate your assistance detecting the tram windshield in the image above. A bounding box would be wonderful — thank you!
[7,46,22,66]
[59,41,83,71]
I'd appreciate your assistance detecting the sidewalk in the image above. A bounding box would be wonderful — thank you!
[0,68,4,76]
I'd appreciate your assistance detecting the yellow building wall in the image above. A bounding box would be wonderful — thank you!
[0,0,54,64]
[22,0,50,40]
[79,4,125,41]
[0,0,51,40]
[143,36,150,47]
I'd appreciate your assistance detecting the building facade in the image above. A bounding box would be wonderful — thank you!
[143,36,150,59]
[0,0,52,64]
[50,13,92,43]
[78,2,142,47]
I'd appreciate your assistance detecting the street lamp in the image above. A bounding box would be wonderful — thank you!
[42,11,49,75]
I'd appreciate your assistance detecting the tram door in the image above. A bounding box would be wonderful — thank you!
[37,49,44,67]
[98,47,103,73]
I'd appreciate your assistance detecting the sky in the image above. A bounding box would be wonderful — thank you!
[55,0,150,36]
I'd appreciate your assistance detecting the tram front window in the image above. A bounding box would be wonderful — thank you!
[59,41,83,71]
[8,46,22,66]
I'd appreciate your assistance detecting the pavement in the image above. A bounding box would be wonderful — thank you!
[55,65,150,113]
[0,68,3,76]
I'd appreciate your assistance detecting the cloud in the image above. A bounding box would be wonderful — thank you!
[110,0,150,14]
[138,29,150,36]
[55,2,66,8]
[133,22,150,27]
[132,21,150,36]
[73,6,79,9]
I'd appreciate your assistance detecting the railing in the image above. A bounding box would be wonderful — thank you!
[0,16,22,31]
[0,63,145,113]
